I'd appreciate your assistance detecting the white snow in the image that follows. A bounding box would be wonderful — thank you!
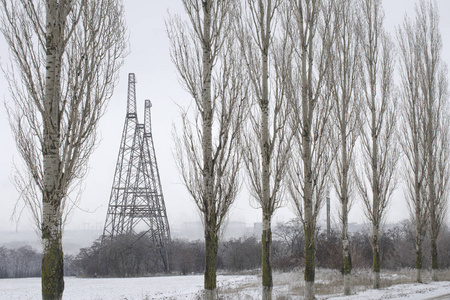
[0,275,253,300]
[1,274,449,299]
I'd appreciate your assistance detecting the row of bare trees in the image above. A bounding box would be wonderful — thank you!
[1,0,447,299]
[168,0,450,299]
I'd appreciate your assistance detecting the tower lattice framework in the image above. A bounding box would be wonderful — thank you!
[102,73,171,271]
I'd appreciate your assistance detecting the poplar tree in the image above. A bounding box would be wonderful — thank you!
[283,0,335,299]
[329,0,361,294]
[168,1,246,298]
[237,1,291,299]
[0,0,127,299]
[357,0,399,289]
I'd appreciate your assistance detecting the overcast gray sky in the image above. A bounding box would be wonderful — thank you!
[1,0,450,233]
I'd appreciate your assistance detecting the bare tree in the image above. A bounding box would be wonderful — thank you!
[236,1,291,299]
[167,1,246,299]
[356,0,399,289]
[283,0,335,299]
[329,0,360,294]
[0,0,127,299]
[412,0,450,281]
[397,12,428,283]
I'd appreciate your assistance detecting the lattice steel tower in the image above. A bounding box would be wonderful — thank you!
[102,73,171,271]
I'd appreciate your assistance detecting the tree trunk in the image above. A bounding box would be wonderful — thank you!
[262,215,272,300]
[41,203,64,300]
[371,102,380,289]
[201,1,215,298]
[204,226,218,300]
[261,11,272,297]
[431,237,438,281]
[416,267,422,284]
[415,235,423,283]
[42,1,65,299]
[305,280,315,300]
[304,222,315,300]
[344,273,351,296]
[341,137,351,295]
[342,237,351,295]
[342,194,351,295]
[372,232,381,289]
[373,270,380,289]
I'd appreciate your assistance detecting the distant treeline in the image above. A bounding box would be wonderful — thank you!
[0,245,77,279]
[0,246,41,278]
[2,219,450,279]
[73,219,450,277]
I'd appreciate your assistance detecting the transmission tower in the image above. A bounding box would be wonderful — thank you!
[102,73,171,271]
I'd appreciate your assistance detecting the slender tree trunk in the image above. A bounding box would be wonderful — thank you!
[415,235,423,283]
[204,224,218,300]
[426,70,439,282]
[371,85,381,289]
[261,10,272,297]
[428,167,439,282]
[342,211,351,295]
[42,1,65,299]
[341,125,352,295]
[431,233,439,281]
[415,190,423,283]
[414,156,424,283]
[301,12,315,298]
[262,214,272,300]
[372,229,381,289]
[302,115,316,298]
[304,221,315,300]
[202,2,215,298]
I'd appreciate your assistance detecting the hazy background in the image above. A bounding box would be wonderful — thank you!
[1,0,450,248]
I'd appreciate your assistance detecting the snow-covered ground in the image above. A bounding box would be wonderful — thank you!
[1,273,449,299]
[0,275,253,300]
[325,281,450,300]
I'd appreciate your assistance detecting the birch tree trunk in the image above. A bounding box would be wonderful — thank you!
[200,2,216,296]
[41,2,67,298]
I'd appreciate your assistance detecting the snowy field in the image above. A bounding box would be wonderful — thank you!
[1,271,450,299]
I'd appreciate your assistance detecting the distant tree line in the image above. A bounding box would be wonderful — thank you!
[71,220,450,277]
[2,220,450,279]
[0,246,41,278]
[0,246,77,279]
